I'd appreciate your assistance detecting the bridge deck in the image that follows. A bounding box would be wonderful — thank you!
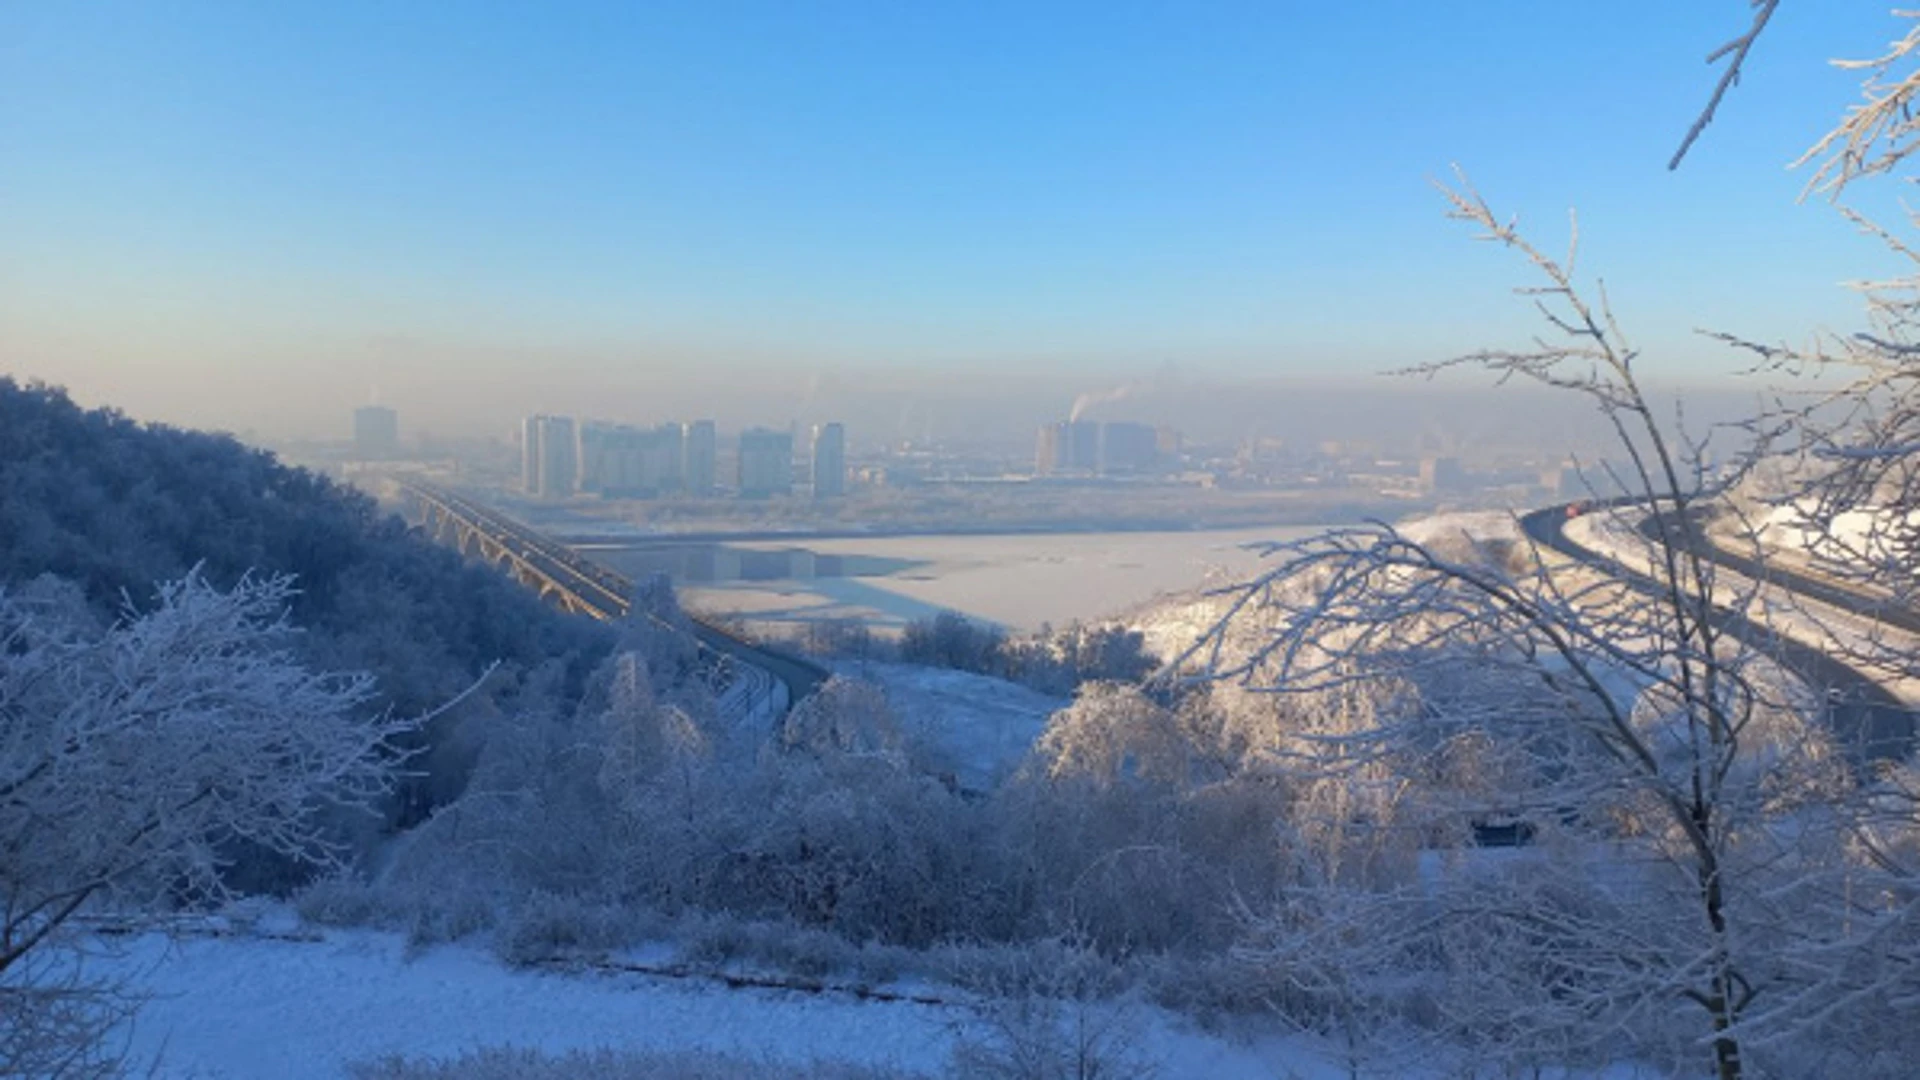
[400,480,829,705]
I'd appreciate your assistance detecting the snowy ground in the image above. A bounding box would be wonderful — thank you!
[1396,509,1528,547]
[833,660,1066,790]
[1746,502,1916,576]
[98,926,1333,1079]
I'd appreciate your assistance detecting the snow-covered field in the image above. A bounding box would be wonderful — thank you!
[101,926,1330,1079]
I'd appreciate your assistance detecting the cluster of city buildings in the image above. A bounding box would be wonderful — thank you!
[1034,419,1178,476]
[353,402,1607,508]
[520,415,846,500]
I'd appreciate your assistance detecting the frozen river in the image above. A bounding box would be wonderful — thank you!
[591,524,1331,633]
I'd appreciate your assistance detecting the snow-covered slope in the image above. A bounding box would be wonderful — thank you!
[1395,509,1527,547]
[835,660,1065,790]
[1120,510,1530,673]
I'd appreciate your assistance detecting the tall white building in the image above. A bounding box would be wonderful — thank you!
[683,420,717,496]
[637,423,684,493]
[737,428,793,498]
[578,422,685,496]
[810,422,846,498]
[576,422,621,494]
[521,415,578,498]
[521,415,544,494]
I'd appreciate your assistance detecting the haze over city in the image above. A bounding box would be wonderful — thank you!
[2,2,1905,440]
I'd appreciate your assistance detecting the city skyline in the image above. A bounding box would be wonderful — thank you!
[512,412,858,501]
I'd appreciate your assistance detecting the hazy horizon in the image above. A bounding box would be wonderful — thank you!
[3,3,1904,442]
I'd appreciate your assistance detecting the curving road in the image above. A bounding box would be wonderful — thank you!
[1693,514,1920,637]
[1520,504,1914,766]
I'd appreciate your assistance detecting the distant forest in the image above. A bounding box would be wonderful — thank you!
[0,378,611,723]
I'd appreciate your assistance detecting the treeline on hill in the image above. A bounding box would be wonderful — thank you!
[0,379,614,826]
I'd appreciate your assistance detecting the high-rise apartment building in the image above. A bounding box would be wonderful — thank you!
[577,422,628,495]
[737,428,794,497]
[1035,420,1106,474]
[353,405,398,457]
[810,422,846,498]
[683,420,717,496]
[521,415,579,498]
[1036,423,1064,475]
[539,416,577,498]
[638,423,684,493]
[578,421,686,496]
[1097,421,1158,474]
[521,415,544,494]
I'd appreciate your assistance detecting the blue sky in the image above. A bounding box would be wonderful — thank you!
[0,2,1909,434]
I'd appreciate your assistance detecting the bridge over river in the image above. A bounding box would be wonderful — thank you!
[394,479,829,719]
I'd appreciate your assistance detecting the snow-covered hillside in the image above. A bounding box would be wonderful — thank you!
[1121,510,1527,671]
[832,660,1065,790]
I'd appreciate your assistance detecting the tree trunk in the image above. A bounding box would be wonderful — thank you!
[1699,852,1744,1080]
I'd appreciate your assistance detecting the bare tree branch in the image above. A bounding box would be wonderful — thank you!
[1671,0,1782,171]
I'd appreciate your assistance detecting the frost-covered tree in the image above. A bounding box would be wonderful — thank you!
[1182,173,1868,1077]
[0,570,413,1072]
[1668,12,1920,1070]
[1031,682,1216,791]
[781,676,905,764]
[1711,12,1920,648]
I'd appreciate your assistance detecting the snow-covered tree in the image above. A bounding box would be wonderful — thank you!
[1711,11,1920,672]
[1030,682,1217,791]
[1670,12,1920,1070]
[1181,171,1871,1076]
[0,570,412,1070]
[781,676,905,764]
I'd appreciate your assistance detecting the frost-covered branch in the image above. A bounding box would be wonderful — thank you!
[1797,10,1920,195]
[0,571,415,978]
[1671,0,1782,171]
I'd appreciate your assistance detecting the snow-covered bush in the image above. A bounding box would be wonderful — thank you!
[1029,683,1222,790]
[1000,623,1157,696]
[997,686,1297,957]
[0,571,407,927]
